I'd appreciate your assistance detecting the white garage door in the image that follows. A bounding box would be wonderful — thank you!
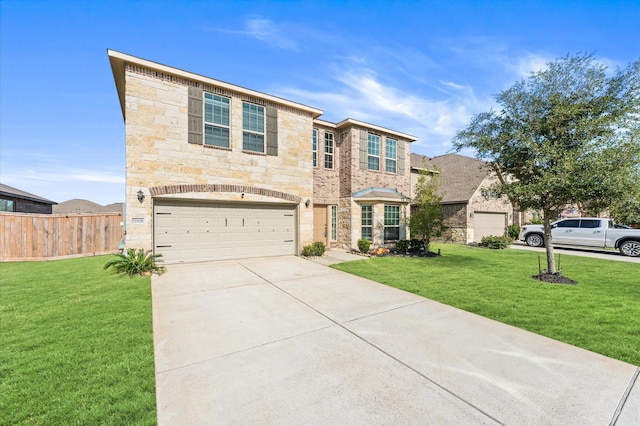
[474,212,507,242]
[154,200,296,263]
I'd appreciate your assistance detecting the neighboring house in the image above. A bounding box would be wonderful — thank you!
[0,184,57,214]
[410,153,516,243]
[53,199,124,214]
[108,50,414,263]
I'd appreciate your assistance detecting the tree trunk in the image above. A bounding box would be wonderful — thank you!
[543,209,557,274]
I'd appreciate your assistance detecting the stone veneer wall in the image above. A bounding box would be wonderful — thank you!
[124,70,314,252]
[439,203,468,243]
[312,125,340,205]
[342,127,411,196]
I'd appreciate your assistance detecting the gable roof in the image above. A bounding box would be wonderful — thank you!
[0,183,57,205]
[411,153,492,204]
[108,50,324,121]
[334,118,418,142]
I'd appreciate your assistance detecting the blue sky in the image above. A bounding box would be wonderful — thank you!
[1,0,639,205]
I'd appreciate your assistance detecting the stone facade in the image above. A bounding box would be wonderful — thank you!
[110,50,417,258]
[439,203,468,243]
[333,121,414,250]
[312,123,340,205]
[111,53,318,254]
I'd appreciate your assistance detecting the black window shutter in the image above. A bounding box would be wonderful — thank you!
[266,106,278,156]
[188,86,203,145]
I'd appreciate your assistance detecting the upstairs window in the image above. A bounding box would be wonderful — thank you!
[384,205,400,242]
[242,102,265,152]
[204,93,230,148]
[386,138,397,173]
[368,134,380,170]
[312,129,318,167]
[361,205,372,241]
[324,132,334,169]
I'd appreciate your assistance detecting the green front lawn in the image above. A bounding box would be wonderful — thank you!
[333,243,640,366]
[0,256,156,425]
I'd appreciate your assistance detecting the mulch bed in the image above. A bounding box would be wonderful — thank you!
[532,273,578,285]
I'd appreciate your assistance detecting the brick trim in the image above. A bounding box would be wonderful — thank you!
[149,184,301,203]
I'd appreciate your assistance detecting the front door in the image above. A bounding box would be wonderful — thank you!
[313,205,327,245]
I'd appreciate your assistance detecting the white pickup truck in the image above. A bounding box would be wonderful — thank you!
[519,217,640,257]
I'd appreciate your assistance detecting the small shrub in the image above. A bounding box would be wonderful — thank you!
[104,248,165,276]
[357,239,371,254]
[395,239,409,253]
[302,241,326,257]
[507,224,521,240]
[479,235,513,249]
[409,238,426,252]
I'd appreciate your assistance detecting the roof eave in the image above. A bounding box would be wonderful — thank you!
[336,118,418,141]
[107,49,324,120]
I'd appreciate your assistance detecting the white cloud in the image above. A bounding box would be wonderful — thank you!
[506,52,550,79]
[276,64,490,156]
[441,81,465,90]
[242,18,298,50]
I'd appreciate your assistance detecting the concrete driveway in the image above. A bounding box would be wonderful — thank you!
[151,255,639,425]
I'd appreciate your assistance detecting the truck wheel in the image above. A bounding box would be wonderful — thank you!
[525,234,544,247]
[619,240,640,257]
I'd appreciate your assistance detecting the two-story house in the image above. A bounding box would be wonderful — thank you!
[108,50,414,263]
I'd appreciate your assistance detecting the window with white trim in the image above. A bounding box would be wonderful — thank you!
[330,205,337,241]
[386,138,397,173]
[368,134,380,170]
[361,205,372,241]
[242,102,265,152]
[312,129,318,167]
[384,205,400,242]
[324,132,334,169]
[204,93,230,147]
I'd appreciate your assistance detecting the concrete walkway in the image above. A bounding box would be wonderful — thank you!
[151,255,639,425]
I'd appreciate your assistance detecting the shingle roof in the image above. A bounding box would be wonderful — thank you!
[352,187,411,202]
[411,153,492,204]
[0,183,57,205]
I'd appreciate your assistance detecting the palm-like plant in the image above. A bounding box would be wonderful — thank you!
[104,248,166,276]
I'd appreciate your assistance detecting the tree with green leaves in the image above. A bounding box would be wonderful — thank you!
[453,53,640,274]
[609,178,640,226]
[408,167,447,253]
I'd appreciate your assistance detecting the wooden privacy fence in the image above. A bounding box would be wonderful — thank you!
[0,212,124,261]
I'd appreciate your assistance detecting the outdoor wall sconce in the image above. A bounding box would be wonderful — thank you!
[305,199,311,208]
[137,189,145,203]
